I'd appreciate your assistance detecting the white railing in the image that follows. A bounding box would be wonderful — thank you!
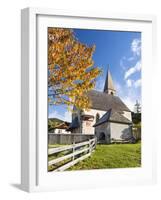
[48,138,97,172]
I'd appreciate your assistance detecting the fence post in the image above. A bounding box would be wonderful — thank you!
[89,139,91,155]
[94,137,97,149]
[72,140,75,161]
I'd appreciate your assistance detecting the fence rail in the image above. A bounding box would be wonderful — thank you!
[48,138,97,172]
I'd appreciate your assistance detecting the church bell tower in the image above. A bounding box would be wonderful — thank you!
[104,66,116,95]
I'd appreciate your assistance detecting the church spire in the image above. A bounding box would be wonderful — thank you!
[104,66,116,95]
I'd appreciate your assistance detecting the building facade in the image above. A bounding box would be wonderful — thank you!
[68,68,133,143]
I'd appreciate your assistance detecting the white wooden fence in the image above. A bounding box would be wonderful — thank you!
[48,138,97,172]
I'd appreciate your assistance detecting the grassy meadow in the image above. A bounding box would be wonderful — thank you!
[48,142,141,171]
[68,142,141,170]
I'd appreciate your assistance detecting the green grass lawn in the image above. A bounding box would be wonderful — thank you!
[68,142,141,170]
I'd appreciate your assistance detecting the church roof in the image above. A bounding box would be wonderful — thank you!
[104,68,116,93]
[93,109,132,127]
[87,90,131,112]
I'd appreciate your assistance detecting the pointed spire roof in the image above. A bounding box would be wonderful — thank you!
[104,66,116,94]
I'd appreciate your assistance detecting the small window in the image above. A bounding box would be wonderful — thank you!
[111,91,113,95]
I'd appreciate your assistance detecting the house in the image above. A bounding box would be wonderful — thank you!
[49,121,71,134]
[68,68,133,143]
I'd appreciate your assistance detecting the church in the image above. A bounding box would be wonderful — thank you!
[68,68,133,144]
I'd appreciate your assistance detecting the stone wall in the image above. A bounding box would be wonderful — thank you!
[48,133,95,145]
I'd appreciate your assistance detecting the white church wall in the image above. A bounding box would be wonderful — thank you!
[110,122,132,140]
[72,108,132,137]
[122,111,132,121]
[82,120,95,134]
[82,109,106,134]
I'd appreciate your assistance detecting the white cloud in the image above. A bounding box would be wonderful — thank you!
[134,79,141,88]
[124,61,141,80]
[115,81,140,112]
[117,38,141,111]
[119,56,126,70]
[128,56,135,61]
[131,38,141,56]
[125,78,141,88]
[126,79,133,87]
[48,110,72,122]
[120,38,141,71]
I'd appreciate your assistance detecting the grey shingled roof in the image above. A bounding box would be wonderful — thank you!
[93,109,112,127]
[87,90,131,112]
[93,109,132,127]
[110,111,132,124]
[104,68,116,93]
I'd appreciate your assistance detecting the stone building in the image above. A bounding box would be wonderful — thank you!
[68,68,133,143]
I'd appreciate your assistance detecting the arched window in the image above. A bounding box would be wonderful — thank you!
[110,91,113,95]
[96,113,100,122]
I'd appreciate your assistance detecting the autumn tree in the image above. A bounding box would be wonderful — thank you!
[48,28,101,110]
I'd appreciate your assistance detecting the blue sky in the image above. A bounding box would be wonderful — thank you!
[48,29,141,122]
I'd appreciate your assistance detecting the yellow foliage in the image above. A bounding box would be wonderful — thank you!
[48,28,101,111]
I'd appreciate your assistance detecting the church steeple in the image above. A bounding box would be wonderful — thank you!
[104,66,116,95]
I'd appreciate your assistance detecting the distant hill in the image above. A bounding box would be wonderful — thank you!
[48,118,63,131]
[49,118,64,124]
